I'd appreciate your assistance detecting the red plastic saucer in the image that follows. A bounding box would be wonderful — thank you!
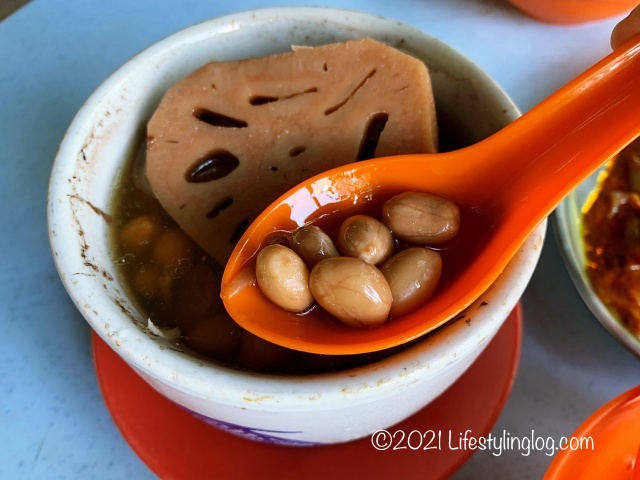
[93,304,522,480]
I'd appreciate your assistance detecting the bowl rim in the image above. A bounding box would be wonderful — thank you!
[47,6,543,405]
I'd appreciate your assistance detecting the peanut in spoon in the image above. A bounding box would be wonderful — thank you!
[221,34,640,355]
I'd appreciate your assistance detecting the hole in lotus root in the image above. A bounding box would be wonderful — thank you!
[249,88,318,106]
[357,112,389,161]
[230,217,250,244]
[193,108,247,128]
[325,70,376,116]
[206,196,233,219]
[249,95,279,106]
[186,151,239,183]
[289,146,306,157]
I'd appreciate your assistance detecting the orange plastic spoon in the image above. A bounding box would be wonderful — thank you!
[221,34,640,355]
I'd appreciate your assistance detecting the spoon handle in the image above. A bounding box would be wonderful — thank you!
[488,32,640,211]
[408,32,640,317]
[450,33,640,295]
[376,33,640,212]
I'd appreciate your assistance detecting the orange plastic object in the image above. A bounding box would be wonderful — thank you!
[221,33,640,354]
[508,0,636,24]
[544,385,640,479]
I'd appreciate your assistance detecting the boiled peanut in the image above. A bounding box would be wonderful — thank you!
[152,228,199,271]
[381,192,460,245]
[182,311,242,361]
[290,225,339,268]
[380,247,442,317]
[337,215,394,265]
[170,264,223,325]
[255,244,314,312]
[267,234,291,247]
[133,266,166,299]
[238,330,294,372]
[309,256,392,328]
[119,215,159,255]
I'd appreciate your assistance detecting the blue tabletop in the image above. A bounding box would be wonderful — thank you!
[1,1,638,479]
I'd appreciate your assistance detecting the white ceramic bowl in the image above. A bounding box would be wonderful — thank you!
[47,7,545,445]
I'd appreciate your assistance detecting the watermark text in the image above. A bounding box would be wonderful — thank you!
[370,429,594,457]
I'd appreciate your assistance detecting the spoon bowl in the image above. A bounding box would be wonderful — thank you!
[221,33,640,355]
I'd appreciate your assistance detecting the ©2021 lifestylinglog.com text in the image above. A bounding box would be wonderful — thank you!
[370,429,594,457]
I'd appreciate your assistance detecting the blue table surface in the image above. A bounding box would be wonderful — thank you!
[1,0,638,478]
